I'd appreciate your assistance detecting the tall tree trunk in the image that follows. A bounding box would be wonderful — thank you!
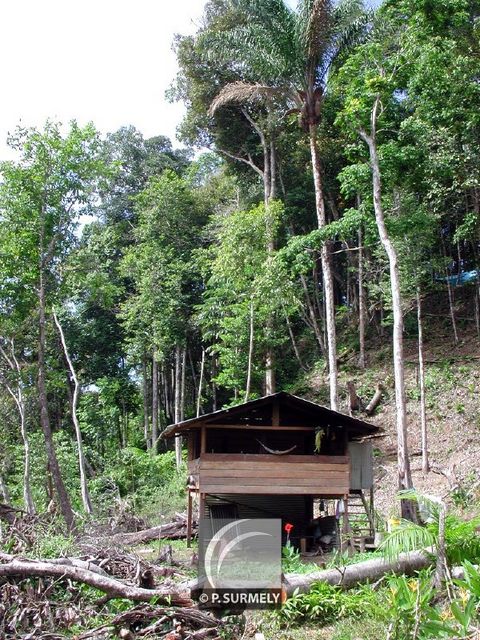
[284,306,307,371]
[416,289,429,474]
[0,470,10,505]
[245,300,255,402]
[434,503,447,589]
[309,124,338,410]
[312,260,325,337]
[180,347,186,422]
[174,345,182,468]
[161,364,170,425]
[211,355,218,412]
[19,394,35,515]
[264,348,275,395]
[269,140,277,201]
[299,273,325,354]
[142,354,150,449]
[53,309,93,515]
[38,270,74,530]
[471,231,480,339]
[358,225,367,370]
[441,235,459,344]
[264,139,276,395]
[188,348,198,410]
[196,349,205,418]
[0,342,35,514]
[360,101,415,520]
[151,354,159,454]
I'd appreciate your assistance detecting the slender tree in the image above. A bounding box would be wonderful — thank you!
[53,309,93,515]
[0,340,35,514]
[0,122,105,529]
[358,97,414,516]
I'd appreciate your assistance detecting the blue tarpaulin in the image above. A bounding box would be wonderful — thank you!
[436,270,479,286]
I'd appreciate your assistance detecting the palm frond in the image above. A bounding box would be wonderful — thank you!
[209,82,290,115]
[199,0,300,84]
[329,1,373,65]
[295,0,334,85]
[332,0,368,31]
[380,520,437,562]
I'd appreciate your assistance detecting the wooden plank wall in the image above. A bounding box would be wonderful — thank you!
[197,454,350,496]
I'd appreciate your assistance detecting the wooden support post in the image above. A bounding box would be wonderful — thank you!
[199,492,206,521]
[186,489,193,548]
[341,496,355,556]
[200,427,206,455]
[362,487,375,537]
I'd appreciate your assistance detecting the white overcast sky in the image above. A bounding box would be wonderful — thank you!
[0,0,209,160]
[0,0,378,162]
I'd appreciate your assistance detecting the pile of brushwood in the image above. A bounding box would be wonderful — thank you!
[0,506,242,640]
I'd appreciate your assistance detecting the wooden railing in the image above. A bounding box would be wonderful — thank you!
[188,453,350,496]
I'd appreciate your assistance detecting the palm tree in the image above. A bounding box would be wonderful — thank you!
[207,0,369,410]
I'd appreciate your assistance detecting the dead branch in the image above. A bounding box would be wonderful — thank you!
[0,557,192,606]
[430,462,461,493]
[0,552,109,577]
[76,605,221,640]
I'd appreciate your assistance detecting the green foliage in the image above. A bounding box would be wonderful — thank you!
[30,530,77,559]
[380,518,437,561]
[90,449,185,516]
[380,491,480,568]
[382,571,458,640]
[441,515,480,566]
[281,542,317,574]
[331,617,387,640]
[198,200,292,395]
[277,581,380,626]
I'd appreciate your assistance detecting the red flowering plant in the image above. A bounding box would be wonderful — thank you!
[284,522,294,542]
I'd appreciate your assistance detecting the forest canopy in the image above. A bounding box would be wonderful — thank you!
[0,0,479,525]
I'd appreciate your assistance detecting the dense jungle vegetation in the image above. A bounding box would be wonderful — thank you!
[1,0,480,638]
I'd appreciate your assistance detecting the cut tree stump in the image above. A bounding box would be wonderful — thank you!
[365,383,385,416]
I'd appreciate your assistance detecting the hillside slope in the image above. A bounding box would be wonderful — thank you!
[302,290,480,518]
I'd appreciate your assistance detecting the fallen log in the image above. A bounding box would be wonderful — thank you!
[110,515,197,546]
[0,557,192,605]
[0,551,109,577]
[284,549,433,595]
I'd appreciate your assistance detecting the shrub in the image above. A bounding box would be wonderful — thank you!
[90,449,186,517]
[277,581,379,626]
